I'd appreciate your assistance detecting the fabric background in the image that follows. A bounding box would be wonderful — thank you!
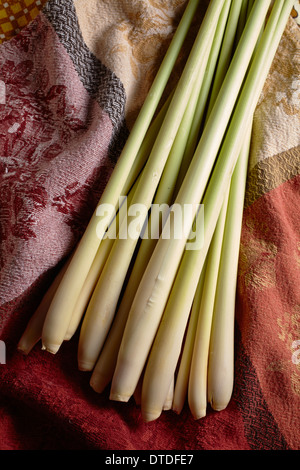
[0,0,299,450]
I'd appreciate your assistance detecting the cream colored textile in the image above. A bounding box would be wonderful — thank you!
[73,0,207,128]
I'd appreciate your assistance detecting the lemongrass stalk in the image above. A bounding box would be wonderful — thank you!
[171,258,207,415]
[42,88,172,347]
[205,0,244,118]
[246,0,255,18]
[141,33,214,244]
[235,0,250,44]
[112,0,292,406]
[64,174,140,341]
[133,374,143,406]
[89,26,217,390]
[122,90,175,198]
[109,0,272,403]
[174,0,232,194]
[40,0,200,354]
[21,90,173,347]
[184,2,251,416]
[163,376,174,411]
[186,0,292,414]
[89,131,197,389]
[135,371,174,410]
[173,0,252,415]
[63,239,114,341]
[187,184,231,420]
[141,0,288,412]
[186,2,253,421]
[141,185,230,423]
[77,0,224,372]
[51,88,173,345]
[183,0,292,411]
[187,0,254,172]
[17,258,71,355]
[206,123,252,413]
[89,308,125,392]
[199,0,293,221]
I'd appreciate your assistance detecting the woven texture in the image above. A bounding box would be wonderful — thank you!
[0,0,299,450]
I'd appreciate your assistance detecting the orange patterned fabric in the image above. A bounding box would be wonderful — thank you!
[0,0,47,44]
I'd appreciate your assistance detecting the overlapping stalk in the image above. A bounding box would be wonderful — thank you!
[110,0,292,412]
[89,31,218,392]
[18,0,294,423]
[76,0,224,372]
[171,257,208,415]
[172,0,248,415]
[39,0,202,355]
[109,0,273,403]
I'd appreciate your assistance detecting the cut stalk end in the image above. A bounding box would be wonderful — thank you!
[63,332,73,341]
[172,404,183,415]
[163,401,173,411]
[41,343,60,354]
[209,391,232,412]
[109,393,131,403]
[89,373,110,394]
[78,360,95,372]
[142,409,162,423]
[210,402,228,412]
[192,409,207,420]
[17,345,31,356]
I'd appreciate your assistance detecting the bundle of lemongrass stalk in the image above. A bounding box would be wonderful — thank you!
[18,0,294,422]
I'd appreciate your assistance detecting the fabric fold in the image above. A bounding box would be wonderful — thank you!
[43,0,129,161]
